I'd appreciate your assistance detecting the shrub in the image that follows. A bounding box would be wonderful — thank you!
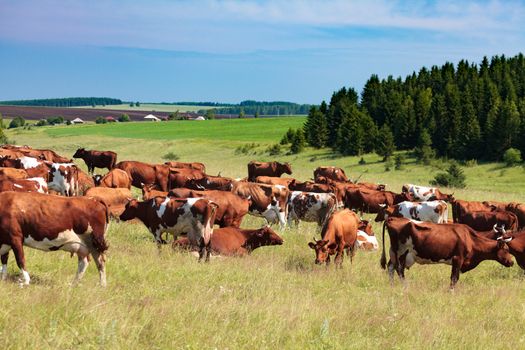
[35,119,48,126]
[384,158,393,172]
[118,114,130,122]
[95,117,107,124]
[9,116,25,129]
[395,154,405,170]
[66,120,72,125]
[266,144,281,156]
[358,157,366,165]
[503,148,522,166]
[235,143,258,155]
[464,159,478,167]
[431,161,466,188]
[280,128,295,145]
[161,152,180,161]
[46,116,64,125]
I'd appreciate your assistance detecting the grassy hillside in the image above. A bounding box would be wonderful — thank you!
[71,103,216,113]
[2,122,525,348]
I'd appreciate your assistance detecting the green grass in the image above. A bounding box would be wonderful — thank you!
[3,123,525,348]
[71,103,218,113]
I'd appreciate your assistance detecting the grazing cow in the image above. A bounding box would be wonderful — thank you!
[0,192,108,285]
[169,188,250,228]
[345,188,411,213]
[402,184,454,202]
[356,220,378,251]
[168,168,205,189]
[0,167,29,180]
[115,161,170,191]
[0,177,47,193]
[119,197,218,261]
[164,161,206,173]
[48,163,79,196]
[375,200,448,223]
[313,166,349,182]
[288,180,344,205]
[495,227,525,271]
[73,148,117,173]
[308,209,360,267]
[93,169,132,189]
[380,217,514,289]
[184,175,234,191]
[3,145,71,163]
[77,169,95,195]
[287,191,337,227]
[231,182,289,227]
[458,210,518,232]
[247,161,292,181]
[85,187,133,218]
[255,176,295,187]
[173,226,283,257]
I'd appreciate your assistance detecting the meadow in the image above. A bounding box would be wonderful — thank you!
[2,120,525,349]
[71,103,217,113]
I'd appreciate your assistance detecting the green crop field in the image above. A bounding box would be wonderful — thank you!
[3,120,525,349]
[71,103,217,113]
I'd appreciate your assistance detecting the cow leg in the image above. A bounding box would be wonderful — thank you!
[1,252,9,281]
[73,255,89,285]
[334,247,344,268]
[325,255,331,267]
[450,256,462,290]
[11,239,30,285]
[198,238,206,262]
[396,252,407,286]
[91,250,107,287]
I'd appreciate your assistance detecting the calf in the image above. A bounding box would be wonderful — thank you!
[287,191,337,227]
[73,148,117,173]
[0,177,47,193]
[375,200,448,223]
[93,168,132,189]
[77,169,95,195]
[173,226,283,256]
[380,217,514,289]
[84,187,133,218]
[119,197,218,261]
[248,161,292,181]
[402,183,454,202]
[308,209,360,267]
[0,192,108,286]
[356,220,378,251]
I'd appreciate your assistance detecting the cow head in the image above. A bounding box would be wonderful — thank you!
[0,155,21,168]
[308,239,337,265]
[73,148,86,158]
[249,226,284,248]
[281,162,292,175]
[358,220,374,235]
[92,174,102,186]
[375,204,394,222]
[120,199,140,221]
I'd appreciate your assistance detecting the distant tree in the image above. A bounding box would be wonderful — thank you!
[304,106,328,148]
[129,102,134,107]
[66,119,72,125]
[95,117,107,124]
[414,129,435,165]
[168,110,180,120]
[375,124,395,161]
[395,154,405,170]
[254,111,260,118]
[135,102,140,107]
[205,109,216,120]
[290,129,306,154]
[118,114,130,122]
[431,161,466,188]
[336,104,363,155]
[9,116,25,129]
[238,108,245,118]
[503,148,522,166]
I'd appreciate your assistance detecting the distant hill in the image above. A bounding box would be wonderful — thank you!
[0,97,122,107]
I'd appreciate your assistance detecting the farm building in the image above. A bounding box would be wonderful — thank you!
[144,114,160,122]
[194,116,206,121]
[71,117,84,124]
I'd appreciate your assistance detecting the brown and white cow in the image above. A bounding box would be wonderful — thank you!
[313,166,349,182]
[48,163,79,196]
[375,200,448,223]
[308,209,360,267]
[402,184,454,202]
[73,148,117,173]
[164,161,206,173]
[0,155,49,179]
[85,187,133,218]
[287,191,337,227]
[288,180,344,205]
[173,226,283,257]
[247,161,292,181]
[0,192,109,285]
[345,188,412,213]
[380,217,514,289]
[115,161,170,191]
[93,168,132,189]
[231,182,289,228]
[169,188,250,228]
[2,145,72,163]
[0,177,47,193]
[355,220,378,251]
[119,197,218,261]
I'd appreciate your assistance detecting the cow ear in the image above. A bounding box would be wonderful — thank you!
[308,242,316,249]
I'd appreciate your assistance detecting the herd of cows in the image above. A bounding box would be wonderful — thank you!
[0,144,524,290]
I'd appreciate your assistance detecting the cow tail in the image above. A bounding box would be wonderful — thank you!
[92,200,110,254]
[203,201,218,244]
[380,221,387,269]
[323,195,337,227]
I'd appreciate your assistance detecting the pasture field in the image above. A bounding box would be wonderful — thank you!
[71,103,216,113]
[2,120,525,349]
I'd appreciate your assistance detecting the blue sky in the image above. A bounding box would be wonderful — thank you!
[1,0,524,103]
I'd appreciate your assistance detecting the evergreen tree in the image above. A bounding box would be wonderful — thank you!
[414,129,435,165]
[336,104,363,156]
[375,124,396,161]
[290,129,306,154]
[304,106,328,148]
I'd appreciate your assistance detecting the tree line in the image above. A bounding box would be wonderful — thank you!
[303,53,525,161]
[0,97,123,107]
[199,100,312,116]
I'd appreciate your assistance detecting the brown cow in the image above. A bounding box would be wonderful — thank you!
[2,145,71,163]
[247,161,292,181]
[173,226,283,257]
[289,180,345,206]
[231,182,289,227]
[73,148,117,173]
[0,192,108,285]
[141,184,168,200]
[115,161,170,191]
[85,187,133,218]
[184,175,234,191]
[0,156,49,179]
[77,169,95,195]
[314,166,348,182]
[451,199,491,223]
[345,188,411,213]
[119,197,218,261]
[0,167,29,180]
[0,177,48,193]
[496,227,525,271]
[380,217,514,289]
[168,168,205,189]
[506,203,525,229]
[255,176,295,187]
[308,209,359,267]
[169,188,250,228]
[458,210,519,232]
[165,161,206,173]
[93,169,132,189]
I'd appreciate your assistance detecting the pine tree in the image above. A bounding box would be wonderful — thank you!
[375,124,396,161]
[336,104,363,155]
[290,129,306,154]
[304,106,328,148]
[414,128,435,165]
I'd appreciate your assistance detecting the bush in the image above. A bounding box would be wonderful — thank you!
[280,128,295,145]
[9,116,25,129]
[384,158,393,172]
[235,143,258,155]
[431,161,466,188]
[161,152,180,161]
[503,148,522,166]
[66,120,72,125]
[464,159,478,167]
[95,117,107,124]
[358,157,366,165]
[266,144,281,156]
[35,119,48,126]
[395,154,405,170]
[118,114,130,122]
[46,116,64,125]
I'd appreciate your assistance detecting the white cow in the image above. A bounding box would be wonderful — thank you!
[48,163,78,196]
